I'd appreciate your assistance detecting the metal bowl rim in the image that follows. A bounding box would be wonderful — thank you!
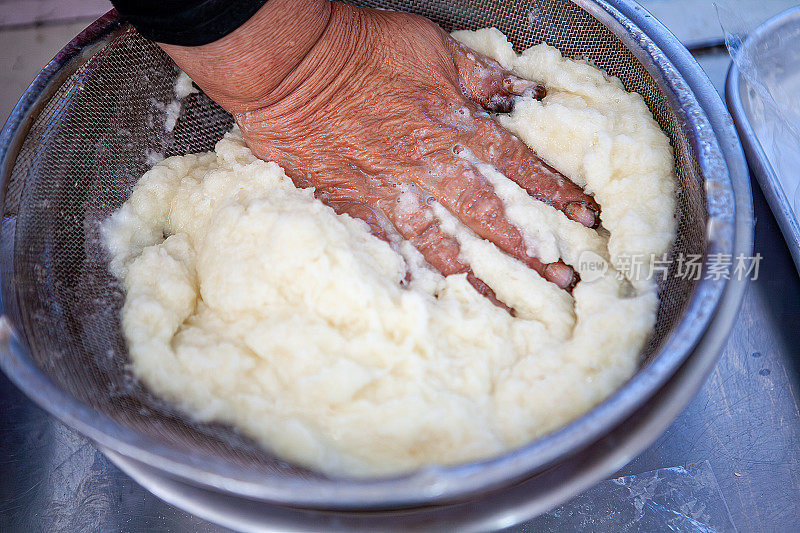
[0,0,742,509]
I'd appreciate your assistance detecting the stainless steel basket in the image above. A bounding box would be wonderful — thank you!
[0,0,752,528]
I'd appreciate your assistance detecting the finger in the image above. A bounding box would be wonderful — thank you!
[466,270,515,314]
[317,188,511,304]
[322,197,392,244]
[413,154,577,290]
[316,191,414,284]
[460,117,601,228]
[448,38,545,113]
[377,192,513,310]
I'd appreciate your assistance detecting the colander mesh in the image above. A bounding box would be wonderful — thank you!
[2,0,705,480]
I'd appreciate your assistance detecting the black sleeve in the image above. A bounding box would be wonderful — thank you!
[110,0,269,46]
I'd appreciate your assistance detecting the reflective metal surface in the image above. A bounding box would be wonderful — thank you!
[3,1,797,531]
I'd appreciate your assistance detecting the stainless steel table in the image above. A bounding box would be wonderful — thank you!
[1,47,798,533]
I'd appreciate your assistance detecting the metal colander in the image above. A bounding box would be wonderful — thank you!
[0,0,738,512]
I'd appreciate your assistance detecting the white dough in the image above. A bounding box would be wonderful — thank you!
[174,70,199,99]
[104,30,676,477]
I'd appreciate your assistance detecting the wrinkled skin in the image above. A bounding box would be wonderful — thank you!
[163,1,601,305]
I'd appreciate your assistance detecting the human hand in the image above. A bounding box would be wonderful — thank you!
[162,1,601,304]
